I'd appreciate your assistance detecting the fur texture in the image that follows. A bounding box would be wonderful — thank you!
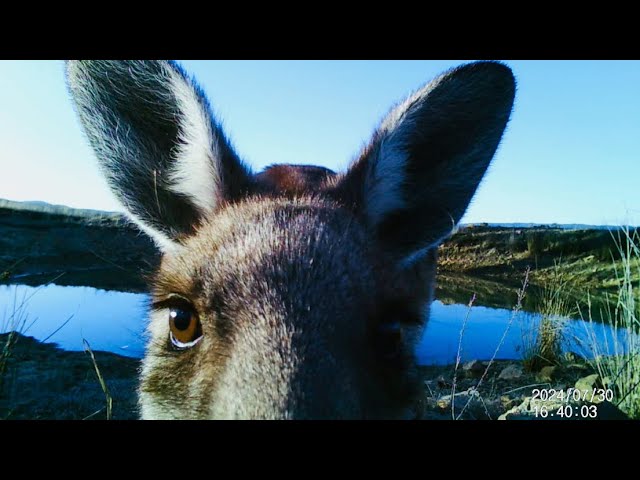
[66,60,515,419]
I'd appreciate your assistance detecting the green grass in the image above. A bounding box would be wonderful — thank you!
[438,225,639,293]
[1,283,129,419]
[0,287,37,408]
[83,339,113,420]
[517,227,640,417]
[0,332,18,396]
[576,228,640,418]
[521,261,575,372]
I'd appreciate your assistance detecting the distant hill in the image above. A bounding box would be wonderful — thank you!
[1,198,635,232]
[461,222,635,231]
[1,198,636,301]
[0,198,157,292]
[0,198,125,223]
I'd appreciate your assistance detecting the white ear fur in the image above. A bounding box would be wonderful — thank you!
[165,65,220,216]
[116,196,183,254]
[363,87,429,229]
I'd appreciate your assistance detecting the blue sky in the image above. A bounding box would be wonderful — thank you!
[0,60,638,225]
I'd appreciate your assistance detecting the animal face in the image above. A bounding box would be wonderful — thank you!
[66,60,515,419]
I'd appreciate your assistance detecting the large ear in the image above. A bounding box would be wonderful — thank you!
[338,61,515,264]
[66,60,253,252]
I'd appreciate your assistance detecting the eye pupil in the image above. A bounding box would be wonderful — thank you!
[157,296,203,350]
[170,308,192,331]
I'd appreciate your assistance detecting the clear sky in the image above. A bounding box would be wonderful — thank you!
[0,60,638,226]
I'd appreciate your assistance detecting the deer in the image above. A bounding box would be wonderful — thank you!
[66,60,515,419]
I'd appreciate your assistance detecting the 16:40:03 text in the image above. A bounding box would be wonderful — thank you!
[534,404,598,418]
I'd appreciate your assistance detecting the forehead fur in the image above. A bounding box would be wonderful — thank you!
[152,195,374,302]
[143,195,381,418]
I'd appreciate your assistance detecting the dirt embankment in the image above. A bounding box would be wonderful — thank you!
[0,201,158,292]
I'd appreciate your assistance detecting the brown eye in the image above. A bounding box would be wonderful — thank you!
[168,303,202,349]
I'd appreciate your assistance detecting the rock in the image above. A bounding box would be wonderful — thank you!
[462,360,486,378]
[499,396,565,420]
[536,366,557,383]
[498,410,534,420]
[500,395,517,410]
[499,397,533,420]
[564,351,585,363]
[436,397,451,410]
[436,389,493,419]
[498,364,523,380]
[437,391,470,410]
[436,375,451,388]
[574,374,604,401]
[565,363,589,373]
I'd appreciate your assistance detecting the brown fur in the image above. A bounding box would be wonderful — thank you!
[255,164,336,195]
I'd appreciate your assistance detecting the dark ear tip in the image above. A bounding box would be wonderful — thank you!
[457,60,514,76]
[441,61,516,113]
[467,59,513,72]
[460,60,516,92]
[450,60,514,85]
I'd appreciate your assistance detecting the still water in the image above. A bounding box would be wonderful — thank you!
[1,284,147,358]
[0,283,630,365]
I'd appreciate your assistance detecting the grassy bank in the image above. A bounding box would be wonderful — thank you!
[438,224,639,292]
[0,333,139,419]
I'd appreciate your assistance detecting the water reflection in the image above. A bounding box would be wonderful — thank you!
[418,301,629,365]
[1,284,147,357]
[0,282,631,365]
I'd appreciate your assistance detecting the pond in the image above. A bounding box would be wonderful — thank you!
[1,284,147,358]
[0,281,631,365]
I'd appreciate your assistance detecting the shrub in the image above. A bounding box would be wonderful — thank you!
[521,262,574,372]
[579,228,640,418]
